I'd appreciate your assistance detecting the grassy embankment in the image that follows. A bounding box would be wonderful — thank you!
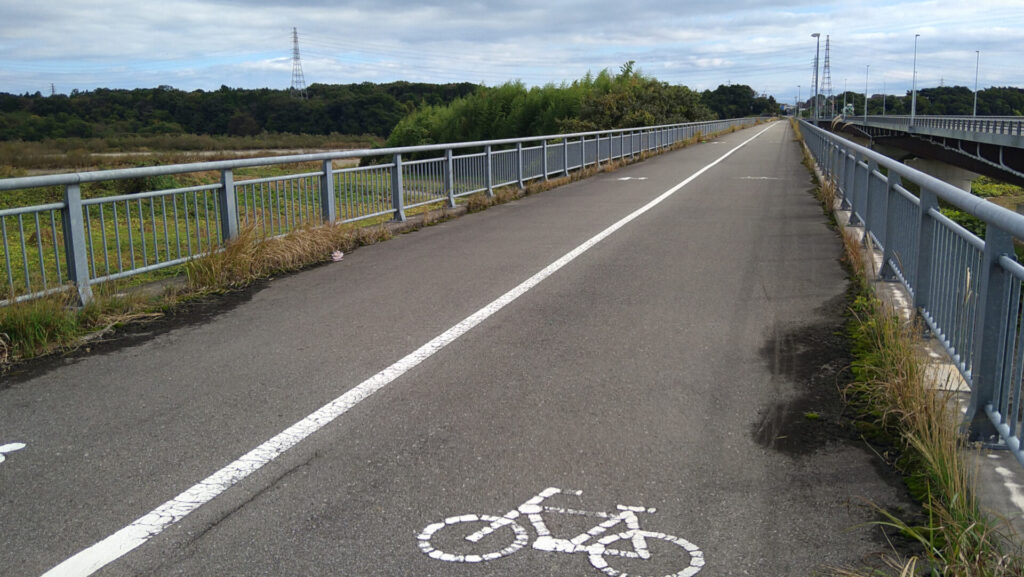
[0,133,380,177]
[790,118,1024,576]
[1,124,757,369]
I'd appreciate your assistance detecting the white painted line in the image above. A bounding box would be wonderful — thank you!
[0,442,26,464]
[994,466,1024,515]
[42,123,774,577]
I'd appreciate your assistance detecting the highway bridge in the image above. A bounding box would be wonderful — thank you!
[828,115,1024,186]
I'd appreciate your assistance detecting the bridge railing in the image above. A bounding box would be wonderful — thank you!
[800,119,1024,463]
[0,118,760,306]
[846,115,1024,137]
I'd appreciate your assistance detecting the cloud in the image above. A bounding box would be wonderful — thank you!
[0,0,1020,100]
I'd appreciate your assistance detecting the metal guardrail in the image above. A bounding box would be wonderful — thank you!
[844,115,1024,147]
[860,115,1024,135]
[0,118,759,306]
[800,119,1024,465]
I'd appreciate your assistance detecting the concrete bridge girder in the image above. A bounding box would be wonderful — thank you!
[835,123,1024,189]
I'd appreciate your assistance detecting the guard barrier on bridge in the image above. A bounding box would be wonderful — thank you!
[0,118,759,307]
[850,115,1024,138]
[800,119,1024,464]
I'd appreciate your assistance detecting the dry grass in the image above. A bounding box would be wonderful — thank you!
[819,177,838,213]
[184,221,392,291]
[839,291,1024,575]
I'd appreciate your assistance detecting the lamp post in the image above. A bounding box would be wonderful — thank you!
[811,33,821,120]
[864,64,870,122]
[842,79,847,116]
[911,33,920,127]
[797,85,801,117]
[882,81,886,116]
[973,50,980,117]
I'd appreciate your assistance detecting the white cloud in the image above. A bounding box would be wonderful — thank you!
[0,0,1020,99]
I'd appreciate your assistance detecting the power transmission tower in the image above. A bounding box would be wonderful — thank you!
[290,27,308,99]
[822,35,834,117]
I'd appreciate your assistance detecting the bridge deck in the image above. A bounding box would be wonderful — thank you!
[1,122,916,576]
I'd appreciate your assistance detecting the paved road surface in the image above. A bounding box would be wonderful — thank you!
[1,121,912,576]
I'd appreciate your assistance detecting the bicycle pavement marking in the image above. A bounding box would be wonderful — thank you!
[41,122,775,577]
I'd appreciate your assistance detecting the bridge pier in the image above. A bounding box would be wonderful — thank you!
[845,133,979,193]
[904,157,979,192]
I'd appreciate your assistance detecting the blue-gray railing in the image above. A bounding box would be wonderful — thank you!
[800,119,1024,464]
[843,115,1024,148]
[0,118,759,306]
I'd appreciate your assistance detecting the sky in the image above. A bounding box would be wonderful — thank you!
[1,0,1021,104]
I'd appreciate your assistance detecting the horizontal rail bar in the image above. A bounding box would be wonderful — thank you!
[81,183,222,206]
[0,119,756,191]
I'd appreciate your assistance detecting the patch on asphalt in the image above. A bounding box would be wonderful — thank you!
[751,295,853,456]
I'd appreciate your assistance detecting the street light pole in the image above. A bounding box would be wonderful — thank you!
[811,33,821,120]
[911,33,920,127]
[864,65,870,123]
[973,50,980,117]
[842,79,847,116]
[797,85,801,117]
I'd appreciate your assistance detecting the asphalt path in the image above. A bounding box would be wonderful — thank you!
[1,120,913,576]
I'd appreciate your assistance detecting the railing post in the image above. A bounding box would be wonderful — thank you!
[862,160,879,238]
[595,136,602,168]
[839,151,853,210]
[965,224,1015,442]
[878,170,900,281]
[580,136,586,170]
[485,145,494,198]
[562,139,569,177]
[847,155,862,226]
[444,149,455,207]
[516,141,524,189]
[912,187,938,312]
[826,141,836,181]
[219,169,238,242]
[319,160,336,223]
[542,140,549,182]
[62,183,93,305]
[391,153,406,221]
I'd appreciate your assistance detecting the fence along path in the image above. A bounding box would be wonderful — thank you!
[800,119,1024,467]
[0,118,759,306]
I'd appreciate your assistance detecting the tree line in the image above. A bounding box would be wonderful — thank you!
[384,63,778,148]
[804,86,1024,117]
[0,82,478,141]
[0,65,779,147]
